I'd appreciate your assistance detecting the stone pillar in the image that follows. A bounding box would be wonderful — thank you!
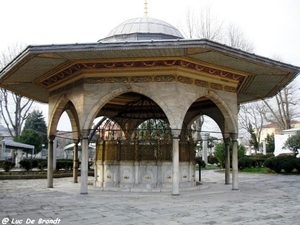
[73,140,79,183]
[80,130,89,194]
[172,130,180,196]
[202,133,209,164]
[225,137,231,185]
[262,140,266,155]
[134,137,139,185]
[156,139,162,188]
[53,137,57,171]
[231,133,239,190]
[47,135,55,188]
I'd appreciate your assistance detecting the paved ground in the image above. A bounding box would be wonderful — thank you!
[0,170,299,225]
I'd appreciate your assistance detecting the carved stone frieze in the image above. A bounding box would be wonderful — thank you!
[178,76,193,84]
[195,79,209,87]
[224,86,236,93]
[154,75,175,82]
[131,76,152,83]
[40,59,245,89]
[107,77,128,83]
[85,77,106,84]
[210,83,223,90]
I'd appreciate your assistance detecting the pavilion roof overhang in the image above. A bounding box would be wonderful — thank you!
[0,39,299,104]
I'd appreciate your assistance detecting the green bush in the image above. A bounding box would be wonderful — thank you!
[0,160,15,172]
[213,142,246,168]
[17,158,82,171]
[19,159,33,171]
[248,154,273,167]
[37,160,47,171]
[19,158,47,171]
[56,159,73,170]
[280,155,296,173]
[294,158,300,173]
[264,155,296,173]
[263,157,275,171]
[238,156,253,170]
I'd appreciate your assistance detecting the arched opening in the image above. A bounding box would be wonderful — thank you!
[92,92,195,189]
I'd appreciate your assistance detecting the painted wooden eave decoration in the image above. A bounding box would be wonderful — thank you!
[0,39,299,104]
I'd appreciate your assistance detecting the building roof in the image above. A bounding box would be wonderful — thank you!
[0,39,299,105]
[3,140,34,150]
[99,17,184,42]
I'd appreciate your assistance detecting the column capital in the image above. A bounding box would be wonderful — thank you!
[81,129,90,139]
[202,133,210,141]
[172,129,180,139]
[230,133,238,141]
[48,135,56,142]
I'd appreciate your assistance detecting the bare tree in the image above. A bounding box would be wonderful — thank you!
[239,101,265,152]
[181,5,224,41]
[262,84,300,131]
[0,43,34,138]
[181,4,254,54]
[225,23,254,52]
[194,4,224,42]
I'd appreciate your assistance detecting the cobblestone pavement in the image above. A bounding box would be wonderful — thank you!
[0,170,300,225]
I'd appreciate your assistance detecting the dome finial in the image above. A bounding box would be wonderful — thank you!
[144,0,148,17]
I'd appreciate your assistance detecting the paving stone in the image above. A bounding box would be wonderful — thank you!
[1,170,300,224]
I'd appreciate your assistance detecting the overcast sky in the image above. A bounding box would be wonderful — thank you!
[1,0,299,132]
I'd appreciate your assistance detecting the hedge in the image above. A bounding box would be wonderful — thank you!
[264,154,298,173]
[19,159,82,171]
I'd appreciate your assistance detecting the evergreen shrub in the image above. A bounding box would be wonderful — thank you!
[238,156,253,170]
[294,158,300,173]
[0,160,15,172]
[264,154,296,173]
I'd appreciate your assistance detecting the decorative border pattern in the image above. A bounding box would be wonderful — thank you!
[41,59,245,88]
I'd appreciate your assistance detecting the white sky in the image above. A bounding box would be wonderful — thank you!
[1,0,300,132]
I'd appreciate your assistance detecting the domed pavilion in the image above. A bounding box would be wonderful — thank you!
[0,9,299,195]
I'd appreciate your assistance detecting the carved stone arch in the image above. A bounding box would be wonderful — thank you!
[82,86,174,131]
[48,95,80,140]
[182,90,238,140]
[204,91,238,136]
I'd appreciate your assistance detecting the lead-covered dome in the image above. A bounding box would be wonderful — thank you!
[99,17,184,42]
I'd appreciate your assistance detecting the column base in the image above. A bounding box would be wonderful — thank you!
[172,194,180,196]
[47,186,53,188]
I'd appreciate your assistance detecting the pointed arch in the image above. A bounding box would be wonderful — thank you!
[82,86,174,131]
[48,95,80,140]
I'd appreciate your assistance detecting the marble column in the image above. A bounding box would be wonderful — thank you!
[73,139,79,183]
[202,133,209,164]
[80,130,89,194]
[225,137,231,185]
[47,135,55,188]
[172,130,180,196]
[231,133,239,190]
[53,137,57,171]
